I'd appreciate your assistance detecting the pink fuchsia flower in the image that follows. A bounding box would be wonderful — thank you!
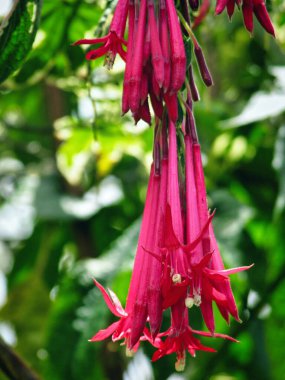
[165,0,187,93]
[215,0,275,36]
[74,0,129,68]
[189,252,253,333]
[184,111,253,332]
[90,159,167,350]
[151,297,237,370]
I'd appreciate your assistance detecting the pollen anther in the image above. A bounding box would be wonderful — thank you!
[172,273,182,283]
[185,297,194,308]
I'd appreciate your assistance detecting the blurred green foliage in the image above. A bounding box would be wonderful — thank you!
[0,1,285,379]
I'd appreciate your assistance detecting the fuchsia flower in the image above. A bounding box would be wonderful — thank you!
[87,115,253,369]
[75,0,187,124]
[74,0,129,68]
[75,0,268,371]
[151,299,237,371]
[215,0,275,36]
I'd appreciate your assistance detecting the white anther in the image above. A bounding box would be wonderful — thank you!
[175,357,186,372]
[185,297,194,309]
[194,294,202,307]
[172,274,182,283]
[125,348,135,357]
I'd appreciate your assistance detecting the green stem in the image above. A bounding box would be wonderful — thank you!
[0,337,42,380]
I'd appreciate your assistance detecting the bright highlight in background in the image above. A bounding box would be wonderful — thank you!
[0,0,13,17]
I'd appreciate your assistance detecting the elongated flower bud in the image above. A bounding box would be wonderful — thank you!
[110,0,129,36]
[189,0,199,11]
[149,1,165,88]
[164,92,178,123]
[215,0,228,15]
[159,3,171,92]
[253,0,275,36]
[226,0,236,19]
[122,0,135,114]
[194,43,213,87]
[166,0,187,92]
[129,0,147,113]
[242,0,254,34]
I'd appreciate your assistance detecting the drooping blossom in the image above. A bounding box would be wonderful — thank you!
[144,118,246,368]
[74,0,129,68]
[151,299,237,371]
[89,163,161,351]
[215,0,275,36]
[77,0,262,371]
[88,113,252,368]
[75,0,188,124]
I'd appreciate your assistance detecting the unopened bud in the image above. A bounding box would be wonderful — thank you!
[194,45,213,87]
[189,0,199,11]
[194,294,202,307]
[185,297,194,308]
[172,274,182,283]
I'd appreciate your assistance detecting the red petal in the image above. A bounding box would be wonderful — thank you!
[93,279,125,318]
[191,328,238,342]
[217,263,254,276]
[254,3,275,36]
[242,2,254,33]
[89,321,119,341]
[215,0,228,14]
[162,205,181,249]
[183,211,215,253]
[107,287,127,316]
[86,45,108,60]
[73,35,109,46]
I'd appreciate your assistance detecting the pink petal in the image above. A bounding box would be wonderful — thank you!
[215,0,228,14]
[73,35,109,46]
[162,205,181,248]
[183,212,215,253]
[89,321,119,341]
[93,279,125,318]
[191,328,238,342]
[107,287,127,316]
[86,45,108,60]
[200,299,215,334]
[217,263,254,276]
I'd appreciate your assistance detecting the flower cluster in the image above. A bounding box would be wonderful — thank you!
[89,110,252,370]
[215,0,275,36]
[75,0,217,125]
[75,0,273,371]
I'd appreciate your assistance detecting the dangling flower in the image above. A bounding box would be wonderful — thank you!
[184,106,253,333]
[215,0,275,36]
[74,0,129,68]
[151,296,237,370]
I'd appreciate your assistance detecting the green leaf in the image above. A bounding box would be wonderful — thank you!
[0,0,42,84]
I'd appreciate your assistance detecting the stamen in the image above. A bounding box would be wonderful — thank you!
[175,354,186,371]
[126,347,135,357]
[185,297,194,308]
[104,51,116,70]
[172,273,182,283]
[194,294,202,306]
